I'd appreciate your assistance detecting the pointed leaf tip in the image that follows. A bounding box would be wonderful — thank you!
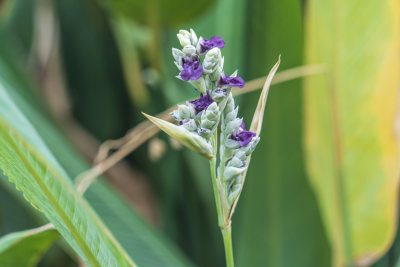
[228,57,281,220]
[142,112,214,159]
[250,56,281,135]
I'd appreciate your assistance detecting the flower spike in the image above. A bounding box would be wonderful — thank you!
[144,29,280,267]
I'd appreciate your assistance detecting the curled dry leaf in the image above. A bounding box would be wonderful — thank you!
[249,56,281,135]
[228,56,281,220]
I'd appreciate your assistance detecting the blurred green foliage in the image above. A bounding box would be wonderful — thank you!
[0,0,398,266]
[235,0,331,266]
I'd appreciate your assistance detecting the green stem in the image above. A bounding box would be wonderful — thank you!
[222,226,234,267]
[209,157,224,227]
[209,122,235,267]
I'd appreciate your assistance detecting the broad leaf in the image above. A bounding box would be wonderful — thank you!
[0,31,193,267]
[0,82,135,266]
[304,0,400,265]
[0,225,59,267]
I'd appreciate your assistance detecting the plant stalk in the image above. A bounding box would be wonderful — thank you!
[222,226,234,267]
[210,156,224,227]
[209,130,235,267]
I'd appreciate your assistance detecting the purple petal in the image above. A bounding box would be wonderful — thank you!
[189,91,214,114]
[199,36,225,53]
[227,77,245,88]
[209,36,225,49]
[230,121,256,147]
[218,73,245,88]
[235,131,256,146]
[180,55,203,81]
[191,64,203,80]
[180,68,191,81]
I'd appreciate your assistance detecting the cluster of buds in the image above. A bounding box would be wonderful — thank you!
[145,28,260,214]
[172,29,243,96]
[171,29,259,208]
[170,92,219,140]
[171,29,248,140]
[220,93,259,206]
[143,28,280,267]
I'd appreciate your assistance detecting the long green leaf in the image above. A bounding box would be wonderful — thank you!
[0,82,135,266]
[304,0,400,265]
[0,225,59,267]
[0,26,193,267]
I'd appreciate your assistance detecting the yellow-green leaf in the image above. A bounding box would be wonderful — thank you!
[304,0,400,266]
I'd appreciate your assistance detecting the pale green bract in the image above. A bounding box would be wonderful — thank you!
[143,113,214,159]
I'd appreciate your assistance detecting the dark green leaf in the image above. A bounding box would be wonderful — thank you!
[0,226,59,267]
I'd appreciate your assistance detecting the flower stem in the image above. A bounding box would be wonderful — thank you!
[209,130,235,267]
[209,157,224,227]
[222,226,234,267]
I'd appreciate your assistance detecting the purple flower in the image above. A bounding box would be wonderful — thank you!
[230,122,256,147]
[218,72,245,88]
[180,55,203,81]
[199,36,225,54]
[190,91,214,114]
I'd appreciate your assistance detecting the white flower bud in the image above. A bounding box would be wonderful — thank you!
[223,166,245,182]
[225,107,238,122]
[224,138,240,149]
[172,48,185,63]
[210,88,226,102]
[201,119,215,129]
[228,184,242,205]
[203,48,222,74]
[181,119,197,132]
[182,45,196,55]
[224,94,235,115]
[196,37,204,54]
[197,127,211,138]
[170,110,182,121]
[198,103,219,139]
[224,118,242,135]
[208,57,224,81]
[189,29,198,46]
[177,30,192,47]
[204,102,218,118]
[177,104,195,119]
[235,150,247,161]
[227,156,244,168]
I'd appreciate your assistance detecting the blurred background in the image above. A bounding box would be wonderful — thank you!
[0,0,399,266]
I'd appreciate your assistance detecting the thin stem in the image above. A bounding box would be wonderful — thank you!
[222,226,234,267]
[210,127,235,267]
[210,130,225,227]
[210,156,224,227]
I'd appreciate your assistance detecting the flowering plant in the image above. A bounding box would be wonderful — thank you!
[144,29,279,267]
